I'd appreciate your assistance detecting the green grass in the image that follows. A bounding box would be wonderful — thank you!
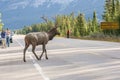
[70,33,120,42]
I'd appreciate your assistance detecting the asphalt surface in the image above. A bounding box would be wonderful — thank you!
[0,35,120,80]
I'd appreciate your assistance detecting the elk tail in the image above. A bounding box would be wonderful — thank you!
[24,36,29,46]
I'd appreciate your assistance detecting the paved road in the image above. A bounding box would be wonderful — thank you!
[0,35,120,80]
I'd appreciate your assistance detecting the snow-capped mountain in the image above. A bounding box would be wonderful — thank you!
[0,0,105,29]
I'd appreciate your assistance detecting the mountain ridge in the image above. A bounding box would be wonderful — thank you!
[0,0,105,30]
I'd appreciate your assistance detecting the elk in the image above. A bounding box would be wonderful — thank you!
[23,16,60,62]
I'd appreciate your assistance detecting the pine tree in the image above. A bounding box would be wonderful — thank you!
[74,27,80,37]
[115,0,120,20]
[0,13,4,31]
[92,11,98,32]
[87,18,93,34]
[111,0,115,20]
[76,13,87,36]
[103,0,119,21]
[115,0,120,15]
[103,0,120,36]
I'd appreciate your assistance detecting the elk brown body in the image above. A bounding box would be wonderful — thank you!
[23,27,60,62]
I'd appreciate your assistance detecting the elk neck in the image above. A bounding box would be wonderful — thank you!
[47,29,56,40]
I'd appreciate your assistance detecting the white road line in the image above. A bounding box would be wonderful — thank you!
[47,47,120,54]
[29,55,49,80]
[1,47,119,62]
[15,39,50,80]
[53,64,120,78]
[1,47,120,55]
[49,47,120,52]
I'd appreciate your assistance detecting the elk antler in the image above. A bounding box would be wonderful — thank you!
[41,16,48,23]
[52,16,58,28]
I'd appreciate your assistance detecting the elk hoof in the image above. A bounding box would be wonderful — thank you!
[46,57,48,60]
[39,58,41,60]
[23,60,26,62]
[37,58,39,60]
[39,56,42,60]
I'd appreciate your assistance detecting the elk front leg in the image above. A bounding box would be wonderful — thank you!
[39,44,45,60]
[32,44,39,60]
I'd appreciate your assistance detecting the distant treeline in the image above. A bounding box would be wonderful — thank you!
[0,13,4,31]
[16,0,120,38]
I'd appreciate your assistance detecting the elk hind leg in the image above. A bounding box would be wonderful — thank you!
[45,49,48,59]
[23,44,29,62]
[39,44,45,60]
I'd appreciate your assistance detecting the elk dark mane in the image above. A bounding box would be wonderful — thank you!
[47,27,60,40]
